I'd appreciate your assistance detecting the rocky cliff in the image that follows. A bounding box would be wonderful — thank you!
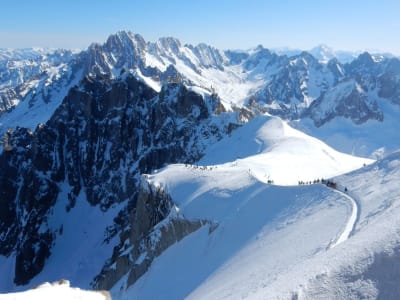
[0,71,233,286]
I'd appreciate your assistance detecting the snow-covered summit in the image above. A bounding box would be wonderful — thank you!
[152,115,373,187]
[274,44,360,64]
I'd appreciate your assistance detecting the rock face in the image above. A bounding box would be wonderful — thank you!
[0,72,232,286]
[306,79,383,126]
[93,179,206,290]
[250,51,396,126]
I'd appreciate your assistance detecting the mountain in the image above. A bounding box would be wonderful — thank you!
[309,44,361,64]
[90,116,372,296]
[2,32,400,157]
[274,44,375,64]
[0,72,235,287]
[109,117,399,300]
[0,47,80,112]
[0,31,400,299]
[0,47,83,134]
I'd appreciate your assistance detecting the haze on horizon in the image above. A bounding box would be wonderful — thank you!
[1,0,399,55]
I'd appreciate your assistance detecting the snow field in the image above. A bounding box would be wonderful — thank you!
[112,116,378,299]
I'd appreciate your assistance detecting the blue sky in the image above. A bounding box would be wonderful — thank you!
[1,0,399,54]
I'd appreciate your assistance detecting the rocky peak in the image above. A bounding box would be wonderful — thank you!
[0,48,80,118]
[0,72,235,286]
[306,79,383,126]
[346,51,381,75]
[243,45,275,70]
[156,37,182,56]
[309,44,336,62]
[378,57,400,105]
[105,31,146,56]
[224,50,249,65]
[93,178,207,291]
[292,51,320,68]
[85,31,147,77]
[190,43,225,70]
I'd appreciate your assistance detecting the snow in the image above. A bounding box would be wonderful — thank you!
[0,68,83,141]
[0,182,123,293]
[292,92,400,158]
[197,115,373,185]
[328,188,358,248]
[144,52,167,72]
[112,137,400,300]
[0,281,108,300]
[131,68,162,92]
[110,115,382,299]
[141,41,269,110]
[0,255,16,292]
[113,184,348,300]
[273,45,360,64]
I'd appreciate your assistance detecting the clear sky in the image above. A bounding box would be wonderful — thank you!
[1,0,399,54]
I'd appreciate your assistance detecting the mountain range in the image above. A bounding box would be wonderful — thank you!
[1,31,400,299]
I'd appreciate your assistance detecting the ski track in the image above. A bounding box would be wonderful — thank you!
[329,187,359,248]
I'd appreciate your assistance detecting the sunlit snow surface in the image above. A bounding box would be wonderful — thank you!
[109,116,400,300]
[0,281,108,300]
[197,115,373,185]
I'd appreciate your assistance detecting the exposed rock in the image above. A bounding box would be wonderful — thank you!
[306,79,383,127]
[93,180,207,290]
[0,73,232,286]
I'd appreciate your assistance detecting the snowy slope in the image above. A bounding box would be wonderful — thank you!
[0,68,83,133]
[198,115,373,185]
[0,183,123,292]
[100,32,271,110]
[109,115,376,299]
[292,96,400,158]
[113,179,351,300]
[0,48,82,143]
[185,152,400,300]
[0,281,110,300]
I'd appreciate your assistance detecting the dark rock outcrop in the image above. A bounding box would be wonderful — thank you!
[93,180,207,290]
[0,73,232,285]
